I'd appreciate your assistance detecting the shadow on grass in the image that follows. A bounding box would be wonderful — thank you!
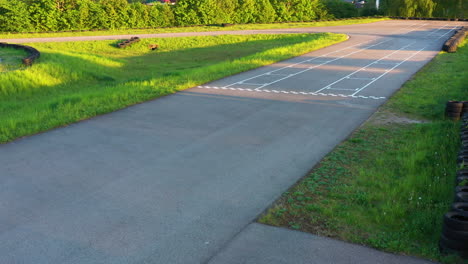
[0,34,337,143]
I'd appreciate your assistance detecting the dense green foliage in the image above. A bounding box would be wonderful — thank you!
[322,0,358,18]
[380,0,467,18]
[1,0,463,33]
[0,0,334,32]
[0,18,387,39]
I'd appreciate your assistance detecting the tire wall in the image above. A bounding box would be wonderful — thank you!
[0,42,40,66]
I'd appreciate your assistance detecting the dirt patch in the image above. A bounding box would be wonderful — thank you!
[368,110,428,126]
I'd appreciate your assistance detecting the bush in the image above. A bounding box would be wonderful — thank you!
[0,0,333,32]
[322,0,358,18]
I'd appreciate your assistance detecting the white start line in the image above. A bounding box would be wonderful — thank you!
[195,85,387,100]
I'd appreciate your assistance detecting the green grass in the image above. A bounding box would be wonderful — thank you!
[0,18,387,39]
[0,47,27,72]
[0,33,346,143]
[259,39,468,263]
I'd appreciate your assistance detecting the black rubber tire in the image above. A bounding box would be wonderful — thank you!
[440,233,468,251]
[447,43,458,53]
[458,157,468,166]
[459,150,468,156]
[455,192,468,202]
[444,211,468,231]
[447,107,462,113]
[442,224,468,242]
[453,203,468,213]
[457,176,468,185]
[447,101,463,109]
[446,111,461,117]
[457,155,468,164]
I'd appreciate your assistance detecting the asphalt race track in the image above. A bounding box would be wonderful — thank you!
[0,20,465,263]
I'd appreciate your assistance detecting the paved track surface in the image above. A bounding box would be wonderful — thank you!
[1,20,465,263]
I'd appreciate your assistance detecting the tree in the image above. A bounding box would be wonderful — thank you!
[0,0,32,32]
[28,0,61,31]
[233,0,256,23]
[322,0,358,18]
[253,0,276,23]
[398,0,436,17]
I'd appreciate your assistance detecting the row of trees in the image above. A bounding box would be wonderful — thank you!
[379,0,467,18]
[1,0,465,33]
[0,0,332,32]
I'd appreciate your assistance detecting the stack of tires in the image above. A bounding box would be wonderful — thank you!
[443,27,467,53]
[117,37,140,49]
[446,101,468,121]
[22,46,40,66]
[440,113,468,258]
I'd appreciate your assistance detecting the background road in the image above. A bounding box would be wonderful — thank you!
[0,20,465,263]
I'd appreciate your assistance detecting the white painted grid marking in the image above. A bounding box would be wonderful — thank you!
[196,22,462,100]
[314,42,416,93]
[217,22,441,92]
[318,23,462,96]
[217,23,430,90]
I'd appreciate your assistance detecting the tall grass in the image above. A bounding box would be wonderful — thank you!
[0,33,347,143]
[259,40,468,263]
[0,47,26,72]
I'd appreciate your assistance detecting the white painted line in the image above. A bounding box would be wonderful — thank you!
[349,24,461,96]
[327,87,359,91]
[351,47,425,96]
[267,73,291,76]
[347,77,376,80]
[252,40,393,90]
[196,86,387,100]
[207,22,432,92]
[314,42,415,94]
[196,22,448,101]
[436,25,460,40]
[241,83,266,86]
[220,39,392,89]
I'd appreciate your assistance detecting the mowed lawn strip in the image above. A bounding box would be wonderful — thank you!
[0,33,347,143]
[0,18,387,39]
[259,39,468,264]
[0,47,27,72]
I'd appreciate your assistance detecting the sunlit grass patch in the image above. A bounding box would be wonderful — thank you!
[0,33,347,143]
[0,47,27,72]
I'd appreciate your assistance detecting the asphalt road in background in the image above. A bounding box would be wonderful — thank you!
[1,20,465,263]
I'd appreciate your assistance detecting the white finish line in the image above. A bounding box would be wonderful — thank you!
[196,86,387,100]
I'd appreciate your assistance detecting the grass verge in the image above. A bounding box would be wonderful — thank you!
[0,47,26,72]
[0,33,346,143]
[0,18,387,39]
[258,39,468,263]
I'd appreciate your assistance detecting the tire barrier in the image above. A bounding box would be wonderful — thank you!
[442,27,467,53]
[148,44,159,51]
[0,42,40,66]
[440,112,468,258]
[117,37,140,49]
[445,101,468,121]
[389,17,468,22]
